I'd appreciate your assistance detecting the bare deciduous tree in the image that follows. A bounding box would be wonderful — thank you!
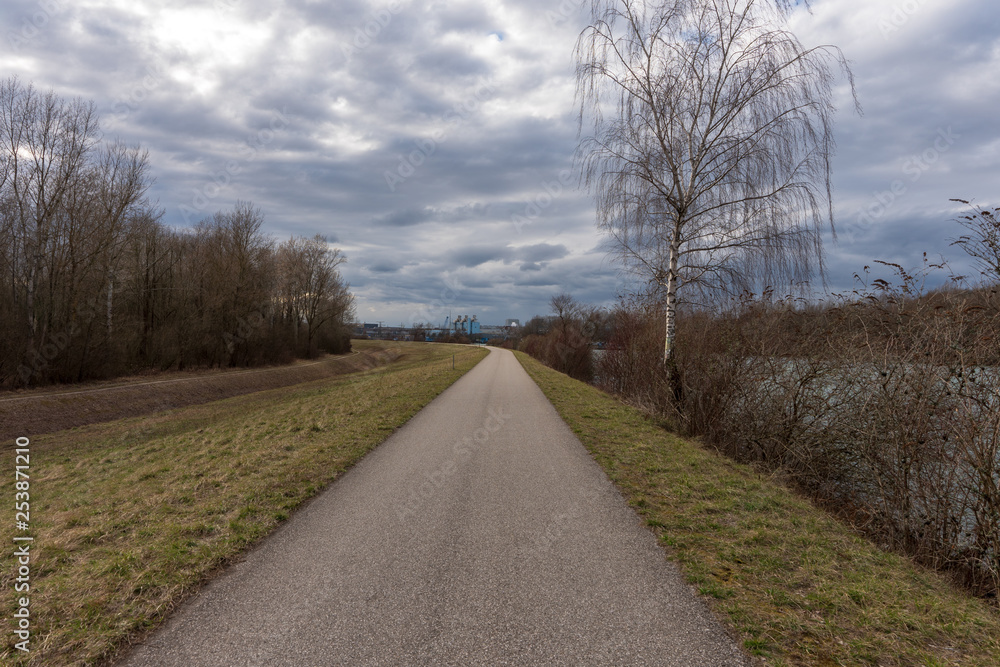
[0,77,356,386]
[94,139,154,337]
[575,0,856,365]
[550,292,580,331]
[0,77,99,343]
[278,234,352,355]
[950,199,1000,282]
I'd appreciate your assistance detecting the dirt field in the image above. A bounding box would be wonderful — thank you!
[0,342,402,441]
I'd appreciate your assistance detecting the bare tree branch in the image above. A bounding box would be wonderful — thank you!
[576,0,856,364]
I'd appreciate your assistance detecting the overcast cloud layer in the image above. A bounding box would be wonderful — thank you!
[2,0,998,325]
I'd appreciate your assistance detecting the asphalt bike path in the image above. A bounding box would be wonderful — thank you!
[120,348,749,666]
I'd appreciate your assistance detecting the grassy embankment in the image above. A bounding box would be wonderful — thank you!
[515,351,1000,667]
[1,341,487,666]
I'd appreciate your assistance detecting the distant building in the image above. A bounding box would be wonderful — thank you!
[446,314,481,335]
[354,316,519,342]
[351,322,380,336]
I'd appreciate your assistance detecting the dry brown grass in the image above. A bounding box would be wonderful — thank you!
[0,342,404,441]
[517,350,1000,666]
[1,341,486,666]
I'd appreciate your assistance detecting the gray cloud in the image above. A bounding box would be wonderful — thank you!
[2,0,997,325]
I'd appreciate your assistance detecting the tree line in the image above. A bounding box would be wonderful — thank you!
[0,77,353,387]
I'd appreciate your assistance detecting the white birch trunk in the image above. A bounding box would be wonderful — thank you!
[663,230,680,364]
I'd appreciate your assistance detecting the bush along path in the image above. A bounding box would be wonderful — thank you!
[515,351,1000,667]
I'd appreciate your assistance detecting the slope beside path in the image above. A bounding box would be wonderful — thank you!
[0,346,398,441]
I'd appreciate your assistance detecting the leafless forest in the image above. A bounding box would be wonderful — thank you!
[0,78,354,388]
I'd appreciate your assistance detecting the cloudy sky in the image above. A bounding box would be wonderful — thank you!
[2,0,998,326]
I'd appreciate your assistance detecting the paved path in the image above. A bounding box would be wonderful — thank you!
[119,348,749,666]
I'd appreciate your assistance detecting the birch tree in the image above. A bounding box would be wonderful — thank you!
[575,0,856,365]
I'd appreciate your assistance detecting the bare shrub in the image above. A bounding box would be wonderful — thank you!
[597,303,671,415]
[518,294,600,383]
[600,264,1000,597]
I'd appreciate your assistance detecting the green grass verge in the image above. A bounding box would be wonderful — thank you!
[515,351,1000,667]
[1,341,487,666]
